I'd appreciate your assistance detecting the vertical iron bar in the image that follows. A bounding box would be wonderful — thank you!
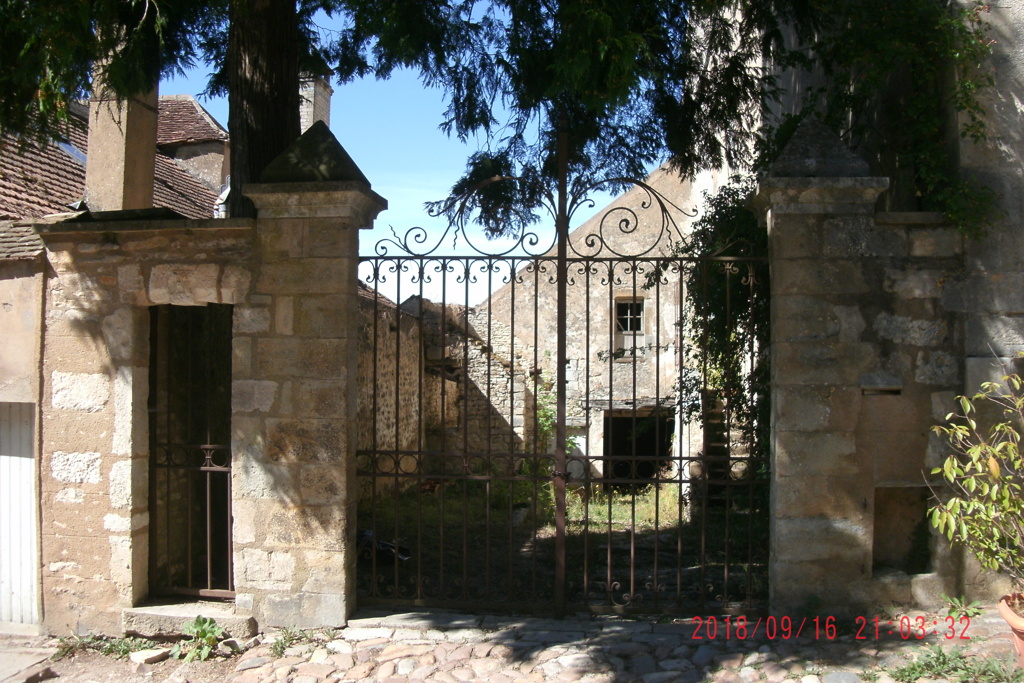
[439,258,448,599]
[416,261,425,600]
[554,125,569,616]
[369,264,380,597]
[393,263,403,593]
[507,262,517,603]
[461,258,470,600]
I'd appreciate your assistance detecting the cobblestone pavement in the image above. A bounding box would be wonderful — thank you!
[223,606,1019,683]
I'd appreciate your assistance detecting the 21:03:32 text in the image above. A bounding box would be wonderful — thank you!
[687,615,971,640]
[855,615,972,640]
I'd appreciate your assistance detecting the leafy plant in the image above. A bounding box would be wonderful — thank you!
[170,615,224,662]
[942,593,984,619]
[53,634,156,661]
[809,0,997,237]
[890,645,1023,683]
[270,626,302,658]
[930,371,1024,592]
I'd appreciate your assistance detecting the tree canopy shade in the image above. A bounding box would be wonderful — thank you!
[334,0,815,235]
[0,0,991,230]
[0,0,225,140]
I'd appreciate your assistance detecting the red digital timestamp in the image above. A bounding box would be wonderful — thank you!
[689,615,971,641]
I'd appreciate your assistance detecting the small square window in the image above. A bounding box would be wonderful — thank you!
[616,300,644,333]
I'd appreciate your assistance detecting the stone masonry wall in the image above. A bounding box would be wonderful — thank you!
[35,220,252,634]
[763,164,963,614]
[355,288,423,484]
[236,182,383,628]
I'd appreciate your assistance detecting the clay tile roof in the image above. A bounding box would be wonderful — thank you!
[0,104,219,222]
[0,129,88,221]
[157,95,228,146]
[0,221,44,260]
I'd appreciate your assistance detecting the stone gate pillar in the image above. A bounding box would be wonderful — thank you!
[234,122,386,627]
[759,122,889,614]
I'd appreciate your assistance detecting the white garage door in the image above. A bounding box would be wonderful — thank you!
[0,403,38,625]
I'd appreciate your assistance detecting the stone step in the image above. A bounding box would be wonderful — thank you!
[122,601,256,638]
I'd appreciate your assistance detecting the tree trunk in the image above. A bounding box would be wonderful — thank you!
[227,0,300,218]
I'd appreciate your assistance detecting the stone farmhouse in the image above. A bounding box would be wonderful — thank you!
[0,2,1022,637]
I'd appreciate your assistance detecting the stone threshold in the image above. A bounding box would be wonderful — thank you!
[122,600,257,639]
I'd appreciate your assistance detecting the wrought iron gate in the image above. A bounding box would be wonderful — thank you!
[356,179,768,614]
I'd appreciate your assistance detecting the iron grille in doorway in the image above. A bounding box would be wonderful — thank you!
[148,304,234,599]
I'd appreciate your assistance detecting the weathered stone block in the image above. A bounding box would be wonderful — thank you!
[266,419,345,463]
[234,457,293,500]
[767,220,824,259]
[232,336,253,377]
[295,380,349,418]
[299,549,347,594]
[295,295,355,338]
[51,371,111,412]
[866,430,928,484]
[221,266,252,304]
[859,394,929,433]
[774,386,860,432]
[255,338,347,378]
[909,227,960,258]
[306,219,359,258]
[822,217,907,259]
[771,517,872,564]
[255,261,352,295]
[237,548,295,590]
[276,296,294,335]
[232,416,265,461]
[50,451,102,484]
[772,260,869,296]
[233,306,272,334]
[964,315,1024,357]
[914,350,958,385]
[773,342,877,386]
[232,379,278,413]
[773,474,871,520]
[300,464,345,504]
[264,502,345,551]
[148,263,218,305]
[886,270,940,301]
[117,264,146,304]
[873,312,947,347]
[774,431,857,477]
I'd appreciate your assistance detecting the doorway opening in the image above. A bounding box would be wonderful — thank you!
[148,304,234,598]
[603,412,675,489]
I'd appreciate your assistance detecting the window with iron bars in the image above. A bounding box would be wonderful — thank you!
[614,299,646,358]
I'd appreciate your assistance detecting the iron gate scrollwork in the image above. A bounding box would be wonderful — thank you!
[356,177,768,614]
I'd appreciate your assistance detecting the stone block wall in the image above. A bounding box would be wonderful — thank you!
[237,183,383,628]
[355,287,424,483]
[763,171,963,613]
[35,220,253,634]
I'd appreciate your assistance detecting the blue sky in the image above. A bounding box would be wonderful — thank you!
[161,57,625,304]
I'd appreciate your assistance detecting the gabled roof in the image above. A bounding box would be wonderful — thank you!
[0,98,220,227]
[157,95,229,146]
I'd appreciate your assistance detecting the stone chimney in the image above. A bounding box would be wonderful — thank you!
[299,77,333,133]
[84,75,158,212]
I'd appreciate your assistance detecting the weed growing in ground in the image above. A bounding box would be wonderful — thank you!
[942,593,984,619]
[890,645,1024,683]
[54,634,156,661]
[270,627,302,658]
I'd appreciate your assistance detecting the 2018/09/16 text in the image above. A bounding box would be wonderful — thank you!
[689,615,972,641]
